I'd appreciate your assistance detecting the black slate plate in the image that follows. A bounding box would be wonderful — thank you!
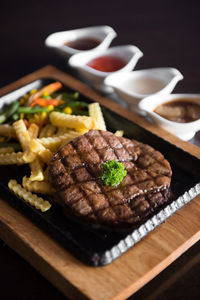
[0,78,200,266]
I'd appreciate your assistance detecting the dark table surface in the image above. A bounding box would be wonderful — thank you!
[1,0,200,299]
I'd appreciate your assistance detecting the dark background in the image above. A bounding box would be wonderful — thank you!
[0,0,200,299]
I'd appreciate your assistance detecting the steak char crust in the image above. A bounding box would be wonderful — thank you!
[49,130,172,229]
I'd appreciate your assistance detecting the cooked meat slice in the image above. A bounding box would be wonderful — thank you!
[49,129,172,229]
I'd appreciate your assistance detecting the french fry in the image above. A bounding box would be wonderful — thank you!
[0,124,15,137]
[55,127,69,136]
[45,124,57,137]
[13,120,29,151]
[38,126,47,138]
[22,136,36,163]
[8,179,51,212]
[29,139,53,164]
[22,176,55,195]
[50,111,94,131]
[74,128,88,134]
[39,124,57,138]
[13,120,36,162]
[36,131,83,152]
[114,130,124,137]
[27,123,44,181]
[29,158,44,181]
[88,102,106,131]
[0,147,15,153]
[0,152,33,165]
[28,123,39,139]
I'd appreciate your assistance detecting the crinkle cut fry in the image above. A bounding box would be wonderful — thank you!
[29,158,44,181]
[29,139,53,164]
[27,123,45,181]
[0,147,15,153]
[88,102,106,131]
[114,130,124,137]
[28,123,39,139]
[8,179,51,212]
[36,131,83,152]
[39,124,57,138]
[49,111,94,131]
[0,124,15,137]
[13,120,36,163]
[55,127,69,136]
[22,176,55,195]
[13,120,30,151]
[0,152,34,165]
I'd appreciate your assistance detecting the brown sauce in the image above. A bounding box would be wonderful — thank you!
[63,37,101,50]
[154,99,200,123]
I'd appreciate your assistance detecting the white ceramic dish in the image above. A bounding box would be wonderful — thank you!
[104,68,183,110]
[138,93,200,141]
[45,25,117,59]
[68,45,143,92]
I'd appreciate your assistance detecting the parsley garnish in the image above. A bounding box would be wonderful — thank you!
[101,160,127,186]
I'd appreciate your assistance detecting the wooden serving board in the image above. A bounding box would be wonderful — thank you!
[0,65,200,300]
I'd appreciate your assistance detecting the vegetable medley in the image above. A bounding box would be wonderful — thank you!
[0,81,88,127]
[0,81,119,212]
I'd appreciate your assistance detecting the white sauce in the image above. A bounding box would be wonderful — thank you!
[123,76,166,95]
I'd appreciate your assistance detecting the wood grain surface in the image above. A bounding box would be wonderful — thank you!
[0,65,200,300]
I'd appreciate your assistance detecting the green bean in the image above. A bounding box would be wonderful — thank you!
[0,101,19,124]
[54,101,88,113]
[60,92,79,100]
[66,101,88,108]
[7,101,20,118]
[17,106,49,114]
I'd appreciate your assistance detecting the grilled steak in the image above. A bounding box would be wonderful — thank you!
[49,130,172,229]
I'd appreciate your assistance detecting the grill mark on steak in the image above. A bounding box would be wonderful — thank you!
[87,131,136,221]
[98,130,134,162]
[50,130,172,229]
[59,143,100,218]
[72,133,119,220]
[84,130,142,222]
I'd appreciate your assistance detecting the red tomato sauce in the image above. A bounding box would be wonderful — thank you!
[87,55,127,72]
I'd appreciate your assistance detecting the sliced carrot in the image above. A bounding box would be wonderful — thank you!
[31,99,47,107]
[32,81,62,100]
[31,98,60,107]
[48,99,61,106]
